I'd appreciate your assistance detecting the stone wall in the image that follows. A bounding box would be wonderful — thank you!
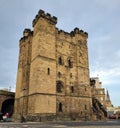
[14,9,92,121]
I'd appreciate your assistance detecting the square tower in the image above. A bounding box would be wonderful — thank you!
[14,10,92,121]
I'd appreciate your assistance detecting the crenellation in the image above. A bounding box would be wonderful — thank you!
[33,9,57,27]
[74,27,80,34]
[57,27,88,39]
[72,27,88,37]
[23,28,32,37]
[70,31,75,36]
[38,9,45,17]
[52,16,57,22]
[46,13,51,18]
[84,31,88,36]
[58,29,70,37]
[20,29,33,43]
[20,29,33,42]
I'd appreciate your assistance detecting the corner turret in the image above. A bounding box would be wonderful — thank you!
[32,9,57,27]
[20,28,33,42]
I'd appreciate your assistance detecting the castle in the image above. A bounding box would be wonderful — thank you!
[14,9,93,121]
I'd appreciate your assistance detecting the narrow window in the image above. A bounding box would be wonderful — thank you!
[59,102,62,112]
[58,57,62,65]
[48,68,50,75]
[85,105,87,110]
[70,73,72,78]
[68,59,72,68]
[58,72,61,78]
[71,86,74,93]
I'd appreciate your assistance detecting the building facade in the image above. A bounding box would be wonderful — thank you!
[90,77,106,106]
[90,77,112,108]
[90,77,114,119]
[14,10,92,121]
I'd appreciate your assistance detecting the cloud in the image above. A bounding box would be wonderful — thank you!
[0,0,120,106]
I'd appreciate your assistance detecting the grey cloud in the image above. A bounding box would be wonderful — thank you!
[0,0,120,105]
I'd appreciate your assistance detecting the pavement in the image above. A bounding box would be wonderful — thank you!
[0,120,120,128]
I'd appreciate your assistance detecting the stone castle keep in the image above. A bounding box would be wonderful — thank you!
[14,9,92,121]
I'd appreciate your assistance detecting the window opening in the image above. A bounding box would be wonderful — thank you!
[56,81,63,93]
[68,59,72,68]
[58,57,63,65]
[70,73,72,78]
[59,102,62,112]
[48,68,50,75]
[58,72,61,78]
[71,86,74,93]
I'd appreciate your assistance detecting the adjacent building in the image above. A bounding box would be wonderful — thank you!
[90,77,114,119]
[90,77,112,108]
[90,77,106,106]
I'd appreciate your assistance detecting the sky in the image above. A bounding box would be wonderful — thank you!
[0,0,120,106]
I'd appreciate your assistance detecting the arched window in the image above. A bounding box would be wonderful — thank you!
[58,57,63,65]
[56,81,63,93]
[58,102,62,112]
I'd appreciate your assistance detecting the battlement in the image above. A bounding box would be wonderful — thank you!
[32,10,87,37]
[23,28,32,37]
[32,9,57,27]
[20,28,33,42]
[58,29,70,36]
[57,27,88,37]
[70,27,88,37]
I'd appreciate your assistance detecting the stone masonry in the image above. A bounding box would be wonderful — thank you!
[14,10,92,121]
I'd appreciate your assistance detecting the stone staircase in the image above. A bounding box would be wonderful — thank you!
[92,98,107,120]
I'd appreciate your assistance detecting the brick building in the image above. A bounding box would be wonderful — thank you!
[14,10,92,121]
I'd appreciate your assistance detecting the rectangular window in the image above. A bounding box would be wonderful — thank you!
[71,86,74,93]
[48,68,50,75]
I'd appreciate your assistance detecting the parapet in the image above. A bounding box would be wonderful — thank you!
[32,9,57,27]
[23,28,32,37]
[70,27,88,37]
[58,29,70,35]
[20,28,33,42]
[57,27,88,38]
